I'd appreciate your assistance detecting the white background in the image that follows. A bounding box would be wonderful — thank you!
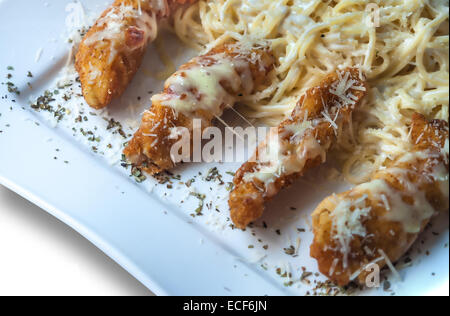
[0,185,153,296]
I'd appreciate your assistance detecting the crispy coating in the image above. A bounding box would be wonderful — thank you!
[75,0,195,109]
[310,113,449,286]
[123,43,274,174]
[229,68,367,229]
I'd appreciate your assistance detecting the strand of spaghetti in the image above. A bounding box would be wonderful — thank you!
[277,12,363,74]
[363,26,376,73]
[334,0,365,12]
[381,12,448,79]
[416,24,449,86]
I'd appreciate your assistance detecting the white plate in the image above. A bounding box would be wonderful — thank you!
[0,0,448,296]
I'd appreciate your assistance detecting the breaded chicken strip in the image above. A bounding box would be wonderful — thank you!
[76,0,195,109]
[229,68,367,229]
[123,42,274,174]
[310,113,449,286]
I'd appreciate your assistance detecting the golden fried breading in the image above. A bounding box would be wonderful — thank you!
[310,113,449,286]
[75,0,195,109]
[123,42,274,174]
[229,68,367,229]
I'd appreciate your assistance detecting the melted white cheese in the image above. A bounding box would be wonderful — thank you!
[84,3,157,64]
[354,148,448,234]
[284,119,313,143]
[242,125,327,197]
[152,54,253,116]
[357,177,434,234]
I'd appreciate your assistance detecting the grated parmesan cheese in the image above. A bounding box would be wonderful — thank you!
[331,194,371,269]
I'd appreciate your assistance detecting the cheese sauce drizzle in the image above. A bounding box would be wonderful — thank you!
[84,1,158,65]
[151,52,256,116]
